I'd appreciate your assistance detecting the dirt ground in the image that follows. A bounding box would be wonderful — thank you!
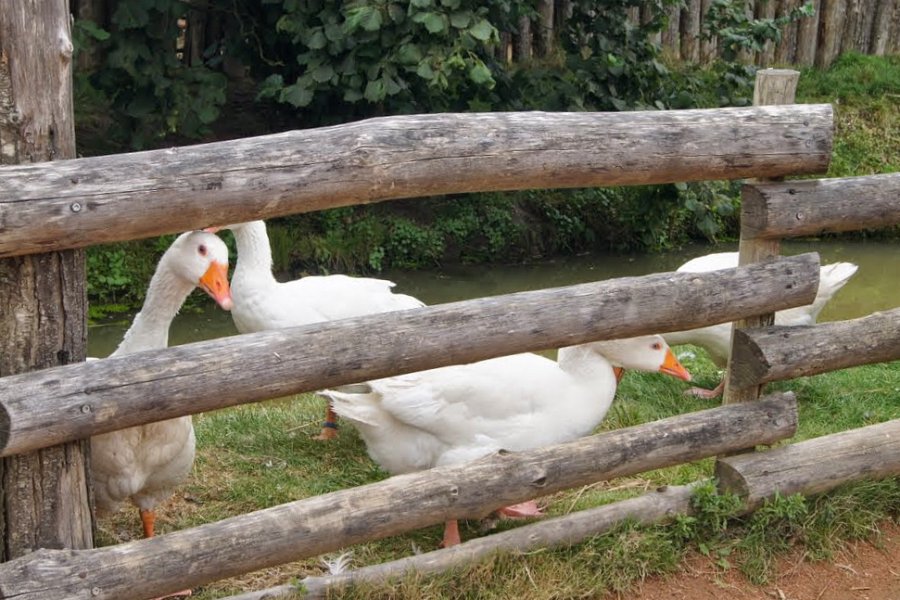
[631,522,900,600]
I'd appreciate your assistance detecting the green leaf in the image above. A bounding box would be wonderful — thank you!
[256,74,284,99]
[343,88,364,102]
[324,23,344,42]
[415,61,435,80]
[468,62,493,85]
[449,12,471,28]
[388,4,406,24]
[410,0,433,7]
[77,20,111,41]
[421,13,446,34]
[397,43,423,64]
[346,6,384,32]
[383,75,402,95]
[468,19,494,41]
[311,64,335,83]
[307,28,327,49]
[112,3,150,29]
[441,0,461,8]
[196,105,219,124]
[364,79,386,102]
[281,82,314,107]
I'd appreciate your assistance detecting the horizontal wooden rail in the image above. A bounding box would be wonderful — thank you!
[741,172,900,239]
[0,393,798,600]
[0,254,819,457]
[728,307,900,389]
[717,418,900,511]
[0,105,832,258]
[227,483,703,600]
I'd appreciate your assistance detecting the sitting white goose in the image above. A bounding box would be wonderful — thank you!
[91,231,233,548]
[219,220,425,439]
[662,251,858,398]
[319,335,691,547]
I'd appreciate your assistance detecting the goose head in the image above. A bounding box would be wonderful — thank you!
[165,231,234,310]
[589,335,692,381]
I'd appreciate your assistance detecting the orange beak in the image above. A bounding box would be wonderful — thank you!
[202,226,222,234]
[659,348,692,382]
[199,260,233,311]
[612,366,625,384]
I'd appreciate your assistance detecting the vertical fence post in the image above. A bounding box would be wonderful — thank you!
[0,0,93,559]
[722,69,801,411]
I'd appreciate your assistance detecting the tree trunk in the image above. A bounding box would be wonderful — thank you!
[816,0,847,67]
[870,0,896,54]
[0,0,92,560]
[514,15,532,61]
[536,0,555,57]
[795,0,822,66]
[680,0,702,62]
[774,0,800,64]
[756,0,778,66]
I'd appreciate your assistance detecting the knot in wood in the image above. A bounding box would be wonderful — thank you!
[448,485,459,498]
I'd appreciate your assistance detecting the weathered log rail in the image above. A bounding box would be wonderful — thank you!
[741,172,900,239]
[717,418,900,511]
[229,417,900,600]
[0,105,833,258]
[0,393,799,600]
[231,484,703,600]
[729,308,900,390]
[0,254,820,458]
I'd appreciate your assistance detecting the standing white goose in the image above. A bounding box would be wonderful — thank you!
[662,251,858,398]
[219,220,425,439]
[319,335,691,547]
[91,231,233,547]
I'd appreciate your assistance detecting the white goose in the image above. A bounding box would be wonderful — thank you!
[663,251,858,398]
[319,335,691,547]
[91,231,233,547]
[219,220,425,438]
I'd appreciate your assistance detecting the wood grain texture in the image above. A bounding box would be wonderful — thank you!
[0,0,92,560]
[870,0,897,54]
[795,0,821,66]
[0,254,820,457]
[716,418,900,511]
[0,395,798,600]
[741,173,900,239]
[816,0,848,68]
[680,0,702,62]
[225,484,702,600]
[723,70,800,406]
[728,308,900,389]
[0,105,833,258]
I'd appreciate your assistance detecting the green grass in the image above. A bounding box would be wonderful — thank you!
[796,52,900,177]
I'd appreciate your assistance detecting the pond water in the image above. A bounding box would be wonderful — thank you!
[86,239,899,357]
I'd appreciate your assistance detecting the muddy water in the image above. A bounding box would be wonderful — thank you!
[87,240,899,357]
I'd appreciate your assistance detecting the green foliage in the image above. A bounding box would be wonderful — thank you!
[704,0,815,62]
[249,0,508,117]
[798,52,900,177]
[74,0,227,149]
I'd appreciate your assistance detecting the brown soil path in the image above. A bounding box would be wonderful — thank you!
[631,522,900,600]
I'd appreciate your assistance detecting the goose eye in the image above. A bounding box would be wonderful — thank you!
[652,342,662,350]
[198,244,208,257]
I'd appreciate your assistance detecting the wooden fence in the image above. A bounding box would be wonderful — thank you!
[0,65,899,599]
[642,0,900,67]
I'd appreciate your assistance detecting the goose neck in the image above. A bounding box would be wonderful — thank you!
[113,263,193,356]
